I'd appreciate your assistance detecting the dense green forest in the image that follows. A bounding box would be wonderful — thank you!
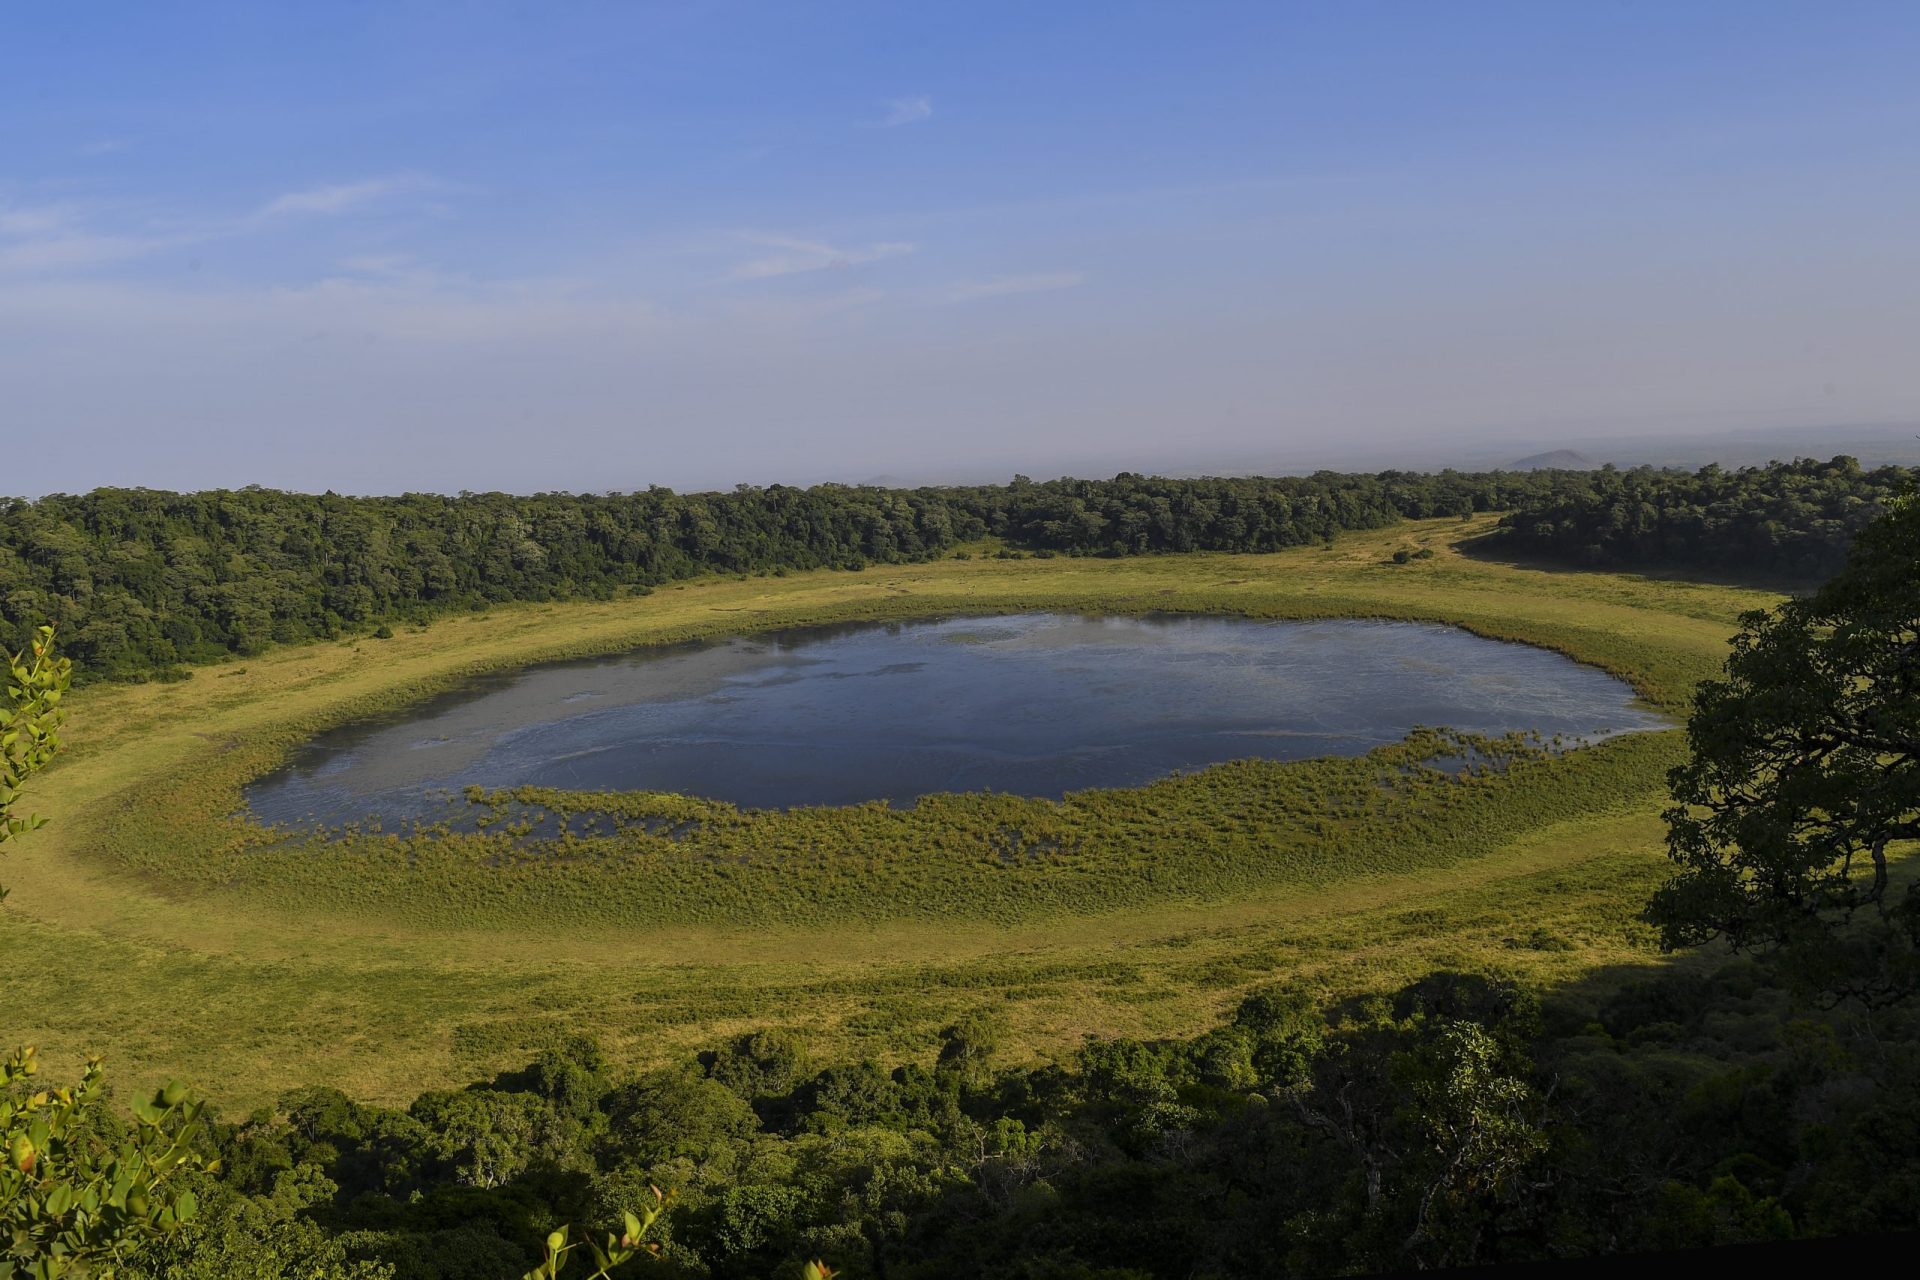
[0,485,972,680]
[0,471,1568,681]
[81,950,1910,1280]
[1495,455,1911,581]
[5,461,1899,682]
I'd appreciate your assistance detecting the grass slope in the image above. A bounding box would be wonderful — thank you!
[0,519,1778,1109]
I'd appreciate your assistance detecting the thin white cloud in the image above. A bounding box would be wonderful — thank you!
[0,269,659,348]
[256,175,426,219]
[880,95,933,127]
[722,286,888,323]
[0,233,164,273]
[335,253,418,278]
[728,233,915,281]
[0,203,73,237]
[944,272,1085,303]
[1,176,438,275]
[0,204,174,273]
[265,273,662,345]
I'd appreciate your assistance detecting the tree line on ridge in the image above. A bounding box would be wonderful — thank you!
[3,458,1906,681]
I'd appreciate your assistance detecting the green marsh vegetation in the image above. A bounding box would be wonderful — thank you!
[239,728,1674,930]
[0,518,1777,1110]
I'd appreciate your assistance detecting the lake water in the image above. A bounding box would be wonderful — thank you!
[243,614,1665,825]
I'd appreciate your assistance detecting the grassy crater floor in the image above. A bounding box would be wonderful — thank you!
[0,519,1780,1109]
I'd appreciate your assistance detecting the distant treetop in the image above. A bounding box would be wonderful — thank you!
[1,459,1903,680]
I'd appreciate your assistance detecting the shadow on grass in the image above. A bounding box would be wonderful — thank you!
[1455,529,1820,596]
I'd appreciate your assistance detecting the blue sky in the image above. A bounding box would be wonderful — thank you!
[6,1,1919,494]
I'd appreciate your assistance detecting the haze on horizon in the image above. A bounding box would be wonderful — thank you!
[6,1,1919,498]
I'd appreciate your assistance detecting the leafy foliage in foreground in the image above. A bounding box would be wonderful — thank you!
[101,957,1920,1279]
[1,1047,210,1278]
[1496,455,1911,582]
[1,625,71,897]
[524,1187,670,1280]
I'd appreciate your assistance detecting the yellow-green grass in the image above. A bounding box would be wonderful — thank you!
[0,519,1779,1110]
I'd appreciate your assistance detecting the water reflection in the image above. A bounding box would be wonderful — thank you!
[245,614,1665,824]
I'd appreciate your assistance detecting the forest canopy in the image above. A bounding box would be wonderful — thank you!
[1494,455,1910,581]
[1,458,1905,681]
[87,953,1920,1280]
[0,470,1540,680]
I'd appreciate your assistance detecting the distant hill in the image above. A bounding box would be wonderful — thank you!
[1509,449,1595,470]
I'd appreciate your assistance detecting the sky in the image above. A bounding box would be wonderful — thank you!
[5,1,1920,496]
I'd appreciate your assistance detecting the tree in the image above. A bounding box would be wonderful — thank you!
[1,1046,211,1278]
[1,625,72,900]
[119,1164,393,1279]
[1397,1020,1548,1265]
[1652,490,1919,1004]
